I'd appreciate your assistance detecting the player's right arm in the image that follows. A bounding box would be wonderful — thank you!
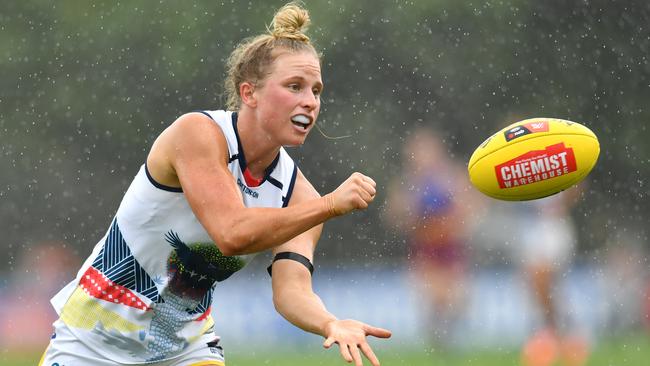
[270,170,391,366]
[147,112,376,256]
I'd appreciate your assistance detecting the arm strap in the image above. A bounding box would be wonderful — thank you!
[267,252,314,277]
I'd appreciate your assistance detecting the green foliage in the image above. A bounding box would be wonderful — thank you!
[2,0,649,261]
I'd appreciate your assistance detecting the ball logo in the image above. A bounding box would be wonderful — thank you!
[504,121,550,142]
[495,143,577,189]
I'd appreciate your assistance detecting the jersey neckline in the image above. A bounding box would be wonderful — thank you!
[231,112,281,188]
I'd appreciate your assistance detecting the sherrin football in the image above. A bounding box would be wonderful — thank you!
[468,118,600,201]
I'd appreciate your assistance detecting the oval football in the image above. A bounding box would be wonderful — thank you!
[468,118,600,201]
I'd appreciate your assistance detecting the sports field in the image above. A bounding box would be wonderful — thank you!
[7,333,648,366]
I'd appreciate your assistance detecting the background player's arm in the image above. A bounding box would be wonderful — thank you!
[271,170,391,366]
[147,113,376,256]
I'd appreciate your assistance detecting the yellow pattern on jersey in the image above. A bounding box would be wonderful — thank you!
[60,286,143,332]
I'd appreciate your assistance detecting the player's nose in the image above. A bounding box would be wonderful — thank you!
[301,90,319,110]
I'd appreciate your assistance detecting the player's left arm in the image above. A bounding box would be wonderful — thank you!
[271,169,391,366]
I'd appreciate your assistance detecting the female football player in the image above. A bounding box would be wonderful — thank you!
[40,2,391,366]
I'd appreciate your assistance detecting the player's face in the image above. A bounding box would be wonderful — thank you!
[253,50,322,146]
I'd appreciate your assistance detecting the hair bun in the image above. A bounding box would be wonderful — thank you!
[270,2,311,42]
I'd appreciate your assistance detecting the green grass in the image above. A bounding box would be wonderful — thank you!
[227,348,518,366]
[229,336,650,366]
[5,334,649,366]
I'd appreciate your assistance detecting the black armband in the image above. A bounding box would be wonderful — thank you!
[267,252,314,277]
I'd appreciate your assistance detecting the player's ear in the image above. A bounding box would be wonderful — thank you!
[240,82,257,108]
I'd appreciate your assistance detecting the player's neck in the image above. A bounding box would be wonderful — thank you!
[236,111,281,178]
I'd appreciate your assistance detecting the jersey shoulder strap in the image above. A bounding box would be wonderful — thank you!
[197,110,239,161]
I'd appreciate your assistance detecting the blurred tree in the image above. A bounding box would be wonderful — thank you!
[1,0,648,265]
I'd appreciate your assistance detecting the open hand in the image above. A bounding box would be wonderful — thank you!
[323,319,391,366]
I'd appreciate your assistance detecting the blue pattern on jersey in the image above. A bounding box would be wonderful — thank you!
[91,219,161,303]
[147,291,195,361]
[189,287,214,315]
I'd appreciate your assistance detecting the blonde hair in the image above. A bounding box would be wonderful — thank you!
[224,2,319,110]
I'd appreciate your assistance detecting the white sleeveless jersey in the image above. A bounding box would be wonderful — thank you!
[50,110,298,363]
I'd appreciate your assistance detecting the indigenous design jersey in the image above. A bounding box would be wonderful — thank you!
[51,110,298,363]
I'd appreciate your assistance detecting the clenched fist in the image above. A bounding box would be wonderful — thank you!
[324,172,377,217]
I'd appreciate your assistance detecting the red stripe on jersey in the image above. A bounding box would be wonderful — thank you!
[79,266,151,311]
[195,306,211,321]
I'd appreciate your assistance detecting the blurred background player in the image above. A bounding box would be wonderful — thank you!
[385,127,477,347]
[514,189,590,366]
